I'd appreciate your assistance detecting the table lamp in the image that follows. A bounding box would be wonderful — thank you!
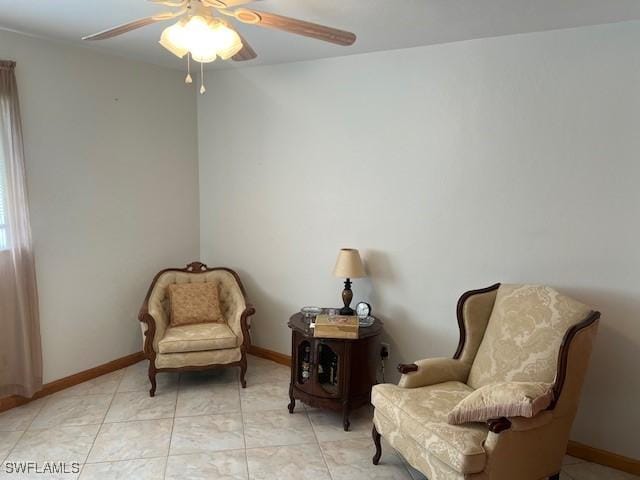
[333,248,366,315]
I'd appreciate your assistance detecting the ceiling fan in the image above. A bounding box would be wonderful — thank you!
[83,0,357,93]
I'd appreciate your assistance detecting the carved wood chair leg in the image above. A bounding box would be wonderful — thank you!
[549,474,560,480]
[148,363,157,398]
[239,359,247,389]
[372,424,382,465]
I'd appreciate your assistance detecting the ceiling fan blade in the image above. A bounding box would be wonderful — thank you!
[148,0,187,6]
[82,12,181,41]
[202,0,259,7]
[232,33,257,61]
[220,0,261,6]
[234,9,356,46]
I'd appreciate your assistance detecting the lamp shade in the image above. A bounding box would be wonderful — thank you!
[333,248,366,278]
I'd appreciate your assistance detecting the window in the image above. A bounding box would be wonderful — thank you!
[0,145,7,250]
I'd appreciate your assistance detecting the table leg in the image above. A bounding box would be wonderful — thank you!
[288,384,296,413]
[342,402,351,431]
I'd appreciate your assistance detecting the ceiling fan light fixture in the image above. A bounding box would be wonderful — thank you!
[159,18,189,58]
[160,15,242,64]
[190,45,218,63]
[218,42,243,60]
[209,22,243,59]
[184,15,215,45]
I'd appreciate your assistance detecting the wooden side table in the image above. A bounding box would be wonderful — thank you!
[287,312,382,431]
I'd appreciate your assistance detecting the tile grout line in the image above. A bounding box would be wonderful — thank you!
[21,413,180,432]
[2,391,50,466]
[2,368,128,472]
[163,372,181,480]
[1,427,26,465]
[83,454,168,466]
[239,366,251,480]
[78,364,127,478]
[308,405,335,480]
[1,429,24,465]
[81,446,274,463]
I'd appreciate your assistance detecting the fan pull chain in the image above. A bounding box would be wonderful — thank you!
[200,62,206,95]
[185,53,193,84]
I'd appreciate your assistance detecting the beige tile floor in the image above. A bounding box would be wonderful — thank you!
[0,355,637,479]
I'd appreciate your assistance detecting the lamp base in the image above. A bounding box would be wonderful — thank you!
[340,278,355,316]
[339,306,355,316]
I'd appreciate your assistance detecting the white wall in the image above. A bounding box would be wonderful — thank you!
[0,29,200,383]
[198,21,640,458]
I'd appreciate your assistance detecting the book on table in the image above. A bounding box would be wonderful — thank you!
[313,315,359,339]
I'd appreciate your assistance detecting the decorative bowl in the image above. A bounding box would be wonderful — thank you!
[301,306,323,317]
[358,316,375,327]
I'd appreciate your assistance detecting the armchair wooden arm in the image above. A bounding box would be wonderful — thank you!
[487,417,512,434]
[397,363,418,374]
[397,358,470,388]
[138,275,161,357]
[548,310,600,409]
[138,311,158,357]
[238,303,256,349]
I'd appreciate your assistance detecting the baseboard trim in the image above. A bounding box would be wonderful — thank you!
[247,345,291,367]
[0,351,145,414]
[567,440,640,475]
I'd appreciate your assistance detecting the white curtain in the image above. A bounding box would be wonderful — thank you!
[0,60,42,398]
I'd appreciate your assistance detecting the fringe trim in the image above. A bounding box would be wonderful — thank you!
[448,388,554,425]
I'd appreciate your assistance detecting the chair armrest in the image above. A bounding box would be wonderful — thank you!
[233,303,256,348]
[397,357,470,389]
[398,364,419,374]
[508,411,553,431]
[138,305,159,357]
[138,269,171,356]
[486,411,553,434]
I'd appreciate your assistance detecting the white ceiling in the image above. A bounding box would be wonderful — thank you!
[1,0,640,70]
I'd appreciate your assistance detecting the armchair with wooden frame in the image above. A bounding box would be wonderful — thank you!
[138,262,255,396]
[371,283,600,480]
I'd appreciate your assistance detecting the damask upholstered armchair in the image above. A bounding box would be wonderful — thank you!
[371,284,600,480]
[138,262,255,396]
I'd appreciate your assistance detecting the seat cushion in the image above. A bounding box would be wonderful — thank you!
[155,348,241,369]
[158,323,238,354]
[372,381,489,475]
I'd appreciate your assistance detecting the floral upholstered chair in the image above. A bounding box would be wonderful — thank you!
[138,262,255,396]
[371,284,600,480]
